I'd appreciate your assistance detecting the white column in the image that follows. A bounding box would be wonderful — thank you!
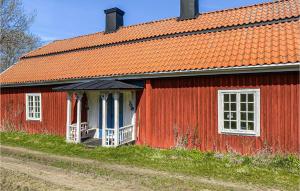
[113,92,120,146]
[131,91,136,141]
[101,93,108,146]
[76,93,83,143]
[66,92,72,142]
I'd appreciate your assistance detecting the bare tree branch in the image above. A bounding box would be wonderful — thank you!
[0,0,41,72]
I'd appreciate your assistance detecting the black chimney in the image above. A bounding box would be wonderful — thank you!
[104,7,125,33]
[179,0,199,20]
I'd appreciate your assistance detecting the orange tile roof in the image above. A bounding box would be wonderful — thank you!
[1,0,300,85]
[23,0,300,58]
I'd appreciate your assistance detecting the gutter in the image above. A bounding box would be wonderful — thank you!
[1,63,299,88]
[114,63,300,80]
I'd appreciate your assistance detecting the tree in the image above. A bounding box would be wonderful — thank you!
[0,0,40,72]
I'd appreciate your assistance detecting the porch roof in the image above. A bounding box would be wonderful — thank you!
[53,80,143,91]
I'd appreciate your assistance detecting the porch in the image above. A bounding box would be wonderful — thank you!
[54,80,143,147]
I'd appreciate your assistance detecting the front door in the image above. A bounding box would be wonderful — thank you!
[106,94,114,129]
[98,93,123,138]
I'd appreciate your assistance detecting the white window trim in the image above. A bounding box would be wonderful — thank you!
[26,93,42,121]
[218,89,260,136]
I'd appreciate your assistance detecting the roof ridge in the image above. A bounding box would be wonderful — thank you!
[203,0,283,15]
[22,40,57,58]
[40,0,283,43]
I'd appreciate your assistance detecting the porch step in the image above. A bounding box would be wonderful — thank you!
[117,140,135,147]
[82,138,102,148]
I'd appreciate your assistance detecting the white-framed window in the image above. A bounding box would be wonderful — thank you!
[26,93,42,121]
[218,89,260,136]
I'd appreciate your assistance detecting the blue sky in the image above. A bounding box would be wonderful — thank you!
[23,0,272,43]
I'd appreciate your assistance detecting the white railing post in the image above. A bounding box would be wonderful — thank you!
[76,93,83,143]
[66,92,72,142]
[113,92,120,146]
[101,93,108,146]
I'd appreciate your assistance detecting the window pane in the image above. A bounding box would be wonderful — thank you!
[230,94,236,102]
[231,112,236,120]
[241,122,247,130]
[224,103,229,111]
[241,112,247,120]
[241,94,247,102]
[224,94,229,102]
[231,121,237,129]
[230,103,236,111]
[248,94,254,102]
[241,103,246,111]
[224,121,230,129]
[248,103,254,111]
[248,113,254,121]
[248,122,254,130]
[224,112,230,120]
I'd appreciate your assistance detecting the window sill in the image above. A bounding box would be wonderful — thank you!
[219,131,260,137]
[26,118,42,122]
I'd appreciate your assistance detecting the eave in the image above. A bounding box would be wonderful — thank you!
[1,63,299,88]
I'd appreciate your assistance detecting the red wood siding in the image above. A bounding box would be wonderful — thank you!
[136,72,300,154]
[0,86,68,136]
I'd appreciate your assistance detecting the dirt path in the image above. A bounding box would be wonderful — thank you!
[1,167,72,191]
[1,156,149,191]
[0,145,277,191]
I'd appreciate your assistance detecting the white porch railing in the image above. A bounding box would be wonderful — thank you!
[104,124,134,147]
[69,124,77,142]
[105,129,115,146]
[68,122,88,143]
[69,122,134,146]
[119,124,134,145]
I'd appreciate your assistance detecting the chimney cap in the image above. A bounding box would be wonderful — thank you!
[104,7,125,16]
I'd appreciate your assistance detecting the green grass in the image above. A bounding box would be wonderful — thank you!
[1,131,299,190]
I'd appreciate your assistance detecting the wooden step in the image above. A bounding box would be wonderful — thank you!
[82,138,102,148]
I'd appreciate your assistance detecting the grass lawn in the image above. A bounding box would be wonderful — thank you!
[1,131,299,190]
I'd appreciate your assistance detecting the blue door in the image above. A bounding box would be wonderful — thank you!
[119,93,123,127]
[107,94,114,129]
[99,93,123,138]
[99,96,102,138]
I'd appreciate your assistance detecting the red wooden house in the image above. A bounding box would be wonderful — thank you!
[1,0,299,154]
